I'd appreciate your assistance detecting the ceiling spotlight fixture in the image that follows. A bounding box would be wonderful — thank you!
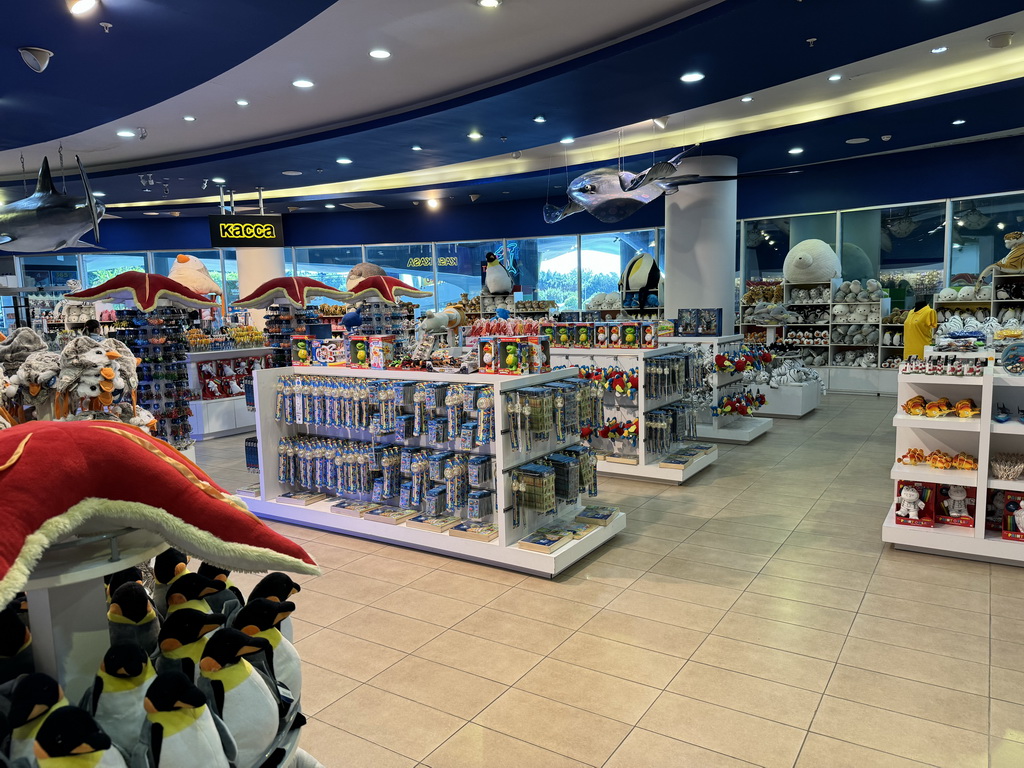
[952,119,966,125]
[740,96,753,103]
[116,129,135,138]
[411,145,423,151]
[653,116,669,130]
[533,115,546,123]
[998,222,1006,230]
[235,99,249,107]
[426,199,440,209]
[560,137,575,144]
[845,137,869,144]
[182,115,196,122]
[467,131,483,140]
[211,177,226,184]
[92,191,106,197]
[369,48,391,59]
[477,0,501,7]
[931,46,948,54]
[828,73,843,81]
[987,31,1014,49]
[282,170,303,176]
[325,204,336,209]
[66,0,98,15]
[291,79,314,88]
[18,47,53,73]
[336,157,353,164]
[788,147,804,155]
[679,72,705,83]
[469,194,481,202]
[142,211,159,216]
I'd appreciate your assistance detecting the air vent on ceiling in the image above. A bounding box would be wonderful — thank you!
[341,201,384,210]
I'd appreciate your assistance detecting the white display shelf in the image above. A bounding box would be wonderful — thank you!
[988,477,1024,493]
[595,447,717,482]
[883,505,1024,564]
[891,415,982,432]
[186,349,269,440]
[890,462,977,486]
[251,365,622,577]
[899,373,985,386]
[991,421,1024,435]
[754,381,821,418]
[697,416,772,444]
[186,346,273,362]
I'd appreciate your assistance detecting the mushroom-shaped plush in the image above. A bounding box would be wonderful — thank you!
[233,276,352,309]
[782,239,840,283]
[168,254,222,296]
[346,262,388,291]
[67,273,217,313]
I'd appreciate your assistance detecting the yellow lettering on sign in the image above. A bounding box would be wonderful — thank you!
[219,222,277,239]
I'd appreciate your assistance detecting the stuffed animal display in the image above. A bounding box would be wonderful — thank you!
[782,239,841,283]
[897,447,978,470]
[976,231,1024,288]
[833,279,885,303]
[741,283,784,305]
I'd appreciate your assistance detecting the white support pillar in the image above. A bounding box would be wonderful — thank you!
[237,247,286,329]
[663,156,738,335]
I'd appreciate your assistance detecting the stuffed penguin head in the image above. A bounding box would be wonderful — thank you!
[144,672,206,714]
[108,582,156,624]
[166,573,224,609]
[248,572,301,603]
[104,566,143,600]
[153,549,190,585]
[199,628,271,673]
[33,706,111,761]
[10,674,64,727]
[232,599,296,636]
[0,604,30,657]
[100,643,152,680]
[158,609,226,652]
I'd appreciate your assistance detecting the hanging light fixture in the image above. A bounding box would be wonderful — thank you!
[19,47,53,73]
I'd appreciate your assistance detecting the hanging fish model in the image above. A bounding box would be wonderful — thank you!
[0,156,103,252]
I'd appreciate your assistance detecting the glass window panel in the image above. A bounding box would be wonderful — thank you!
[579,230,657,310]
[435,240,502,308]
[950,194,1024,285]
[293,246,362,291]
[505,235,580,311]
[83,252,147,289]
[842,204,944,307]
[364,244,436,312]
[18,254,80,289]
[221,249,238,303]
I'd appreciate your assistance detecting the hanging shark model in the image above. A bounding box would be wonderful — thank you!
[0,156,104,252]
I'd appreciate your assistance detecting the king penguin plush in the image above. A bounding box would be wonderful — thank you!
[80,643,155,754]
[156,609,225,682]
[0,605,33,684]
[198,629,279,768]
[33,706,127,768]
[619,251,660,309]
[248,573,302,642]
[107,583,159,657]
[152,550,190,617]
[8,673,69,763]
[483,252,513,295]
[195,564,244,619]
[232,599,300,700]
[137,672,235,768]
[103,567,143,604]
[163,573,224,616]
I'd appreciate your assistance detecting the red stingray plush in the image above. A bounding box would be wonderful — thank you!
[67,273,217,312]
[348,275,431,305]
[0,421,318,606]
[233,276,353,309]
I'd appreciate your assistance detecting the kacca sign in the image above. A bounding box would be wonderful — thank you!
[208,215,284,247]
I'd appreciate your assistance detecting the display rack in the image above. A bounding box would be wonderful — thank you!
[663,335,774,443]
[247,365,625,577]
[882,360,1024,565]
[550,345,718,483]
[186,347,273,440]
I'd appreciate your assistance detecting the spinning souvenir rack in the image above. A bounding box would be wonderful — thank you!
[247,365,625,577]
[549,345,718,482]
[883,354,1024,565]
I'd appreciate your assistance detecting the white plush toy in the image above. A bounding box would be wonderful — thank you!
[865,278,884,300]
[978,286,993,300]
[958,285,976,300]
[943,485,969,517]
[168,254,223,295]
[782,239,841,283]
[897,486,925,520]
[937,287,959,301]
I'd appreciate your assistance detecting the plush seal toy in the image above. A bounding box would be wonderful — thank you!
[33,706,127,768]
[198,629,279,768]
[80,643,155,753]
[8,673,69,762]
[156,609,225,682]
[248,573,301,642]
[107,582,159,657]
[137,672,235,768]
[0,605,33,684]
[232,599,300,699]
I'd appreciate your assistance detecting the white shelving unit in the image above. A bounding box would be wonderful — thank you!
[247,365,625,577]
[186,347,272,440]
[663,335,774,443]
[549,345,718,483]
[882,359,1024,565]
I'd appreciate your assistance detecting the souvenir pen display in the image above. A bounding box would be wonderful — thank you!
[511,463,557,527]
[644,353,694,401]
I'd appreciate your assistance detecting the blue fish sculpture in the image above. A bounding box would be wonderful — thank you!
[0,156,103,252]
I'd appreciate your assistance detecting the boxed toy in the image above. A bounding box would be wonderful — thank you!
[936,483,976,527]
[347,335,370,367]
[496,337,525,375]
[368,334,395,368]
[695,308,723,336]
[619,321,640,349]
[641,322,659,349]
[291,336,313,366]
[594,323,609,348]
[553,323,572,348]
[573,322,594,348]
[1001,491,1024,541]
[607,324,622,348]
[477,337,497,373]
[312,337,345,366]
[895,480,936,527]
[540,323,555,344]
[526,335,551,373]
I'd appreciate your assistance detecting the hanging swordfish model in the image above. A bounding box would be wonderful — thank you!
[0,155,104,252]
[543,149,797,225]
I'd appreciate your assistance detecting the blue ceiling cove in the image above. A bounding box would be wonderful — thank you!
[1,0,335,149]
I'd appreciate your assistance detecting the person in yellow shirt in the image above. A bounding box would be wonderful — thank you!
[903,300,937,358]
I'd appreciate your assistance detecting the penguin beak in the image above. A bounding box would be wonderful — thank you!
[28,383,41,396]
[29,703,48,721]
[160,639,183,652]
[105,350,122,360]
[176,254,190,263]
[199,657,221,673]
[241,624,259,636]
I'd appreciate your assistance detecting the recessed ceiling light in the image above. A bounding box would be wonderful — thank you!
[92,191,106,197]
[680,72,705,83]
[325,204,336,209]
[998,222,1006,230]
[292,79,314,88]
[467,131,483,140]
[828,74,843,81]
[116,129,135,138]
[411,145,423,151]
[952,119,966,125]
[369,48,391,59]
[211,177,226,184]
[740,96,753,103]
[236,99,249,107]
[931,46,948,54]
[560,137,575,144]
[533,115,546,123]
[67,0,97,15]
[336,157,353,164]
[477,0,501,7]
[183,115,196,122]
[788,147,804,155]
[426,199,440,209]
[845,137,869,144]
[282,170,303,176]
[143,211,159,216]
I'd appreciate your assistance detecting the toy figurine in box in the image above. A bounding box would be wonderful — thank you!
[540,323,555,344]
[291,336,313,366]
[696,308,723,336]
[477,337,497,373]
[594,323,609,348]
[675,310,696,336]
[608,323,621,347]
[313,338,344,366]
[936,484,976,527]
[1001,492,1024,541]
[554,323,571,348]
[368,335,396,368]
[895,480,935,527]
[641,321,658,349]
[573,323,594,349]
[526,335,551,373]
[620,322,640,349]
[497,337,524,375]
[347,336,370,367]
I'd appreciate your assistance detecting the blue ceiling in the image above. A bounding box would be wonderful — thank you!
[3,0,1024,215]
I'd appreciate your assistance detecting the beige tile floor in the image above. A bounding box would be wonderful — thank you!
[197,394,1024,768]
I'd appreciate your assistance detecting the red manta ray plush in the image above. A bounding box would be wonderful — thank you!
[233,276,353,309]
[347,275,432,305]
[67,273,217,312]
[0,421,318,606]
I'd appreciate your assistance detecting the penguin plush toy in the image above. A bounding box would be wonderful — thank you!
[0,605,33,685]
[8,673,69,763]
[107,583,159,657]
[195,564,244,619]
[80,643,155,754]
[198,629,279,768]
[483,252,513,295]
[619,251,661,309]
[232,599,300,700]
[33,706,127,768]
[248,573,302,642]
[102,567,143,604]
[156,609,225,682]
[163,573,224,616]
[136,672,235,768]
[152,550,190,617]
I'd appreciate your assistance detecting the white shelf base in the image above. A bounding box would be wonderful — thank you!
[597,447,718,484]
[882,504,1024,566]
[697,416,772,444]
[248,498,625,577]
[890,461,978,486]
[753,382,821,418]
